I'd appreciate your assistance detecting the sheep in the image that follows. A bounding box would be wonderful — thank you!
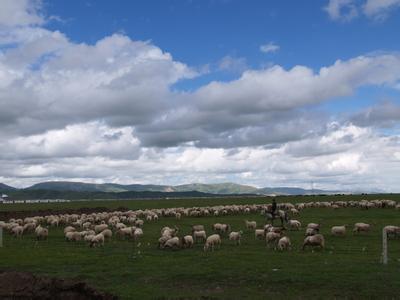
[305,227,318,236]
[307,223,320,231]
[265,232,281,248]
[23,222,36,234]
[64,226,76,234]
[288,220,301,231]
[212,223,230,234]
[245,220,257,230]
[94,224,108,234]
[302,234,325,250]
[90,233,105,247]
[133,228,143,240]
[331,225,346,236]
[84,234,95,243]
[158,235,171,248]
[181,235,194,248]
[290,208,299,216]
[101,229,113,240]
[229,231,242,245]
[162,237,181,250]
[255,229,265,239]
[116,227,134,239]
[11,225,24,238]
[278,236,291,251]
[204,234,221,252]
[193,230,207,243]
[384,225,400,239]
[353,223,371,234]
[65,231,82,242]
[191,225,205,233]
[135,219,144,227]
[35,226,48,241]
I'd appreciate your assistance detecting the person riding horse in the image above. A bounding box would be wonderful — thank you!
[265,198,287,228]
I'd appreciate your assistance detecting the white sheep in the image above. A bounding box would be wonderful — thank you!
[245,220,257,230]
[288,220,301,231]
[90,233,105,247]
[193,230,207,243]
[278,236,291,251]
[133,228,143,240]
[229,231,242,245]
[162,237,181,249]
[384,225,400,239]
[331,225,346,236]
[353,223,371,234]
[204,234,221,252]
[302,234,325,250]
[101,229,113,239]
[181,235,194,248]
[265,232,281,248]
[35,225,48,240]
[255,229,265,239]
[94,224,108,234]
[65,231,82,242]
[11,225,24,237]
[64,226,76,234]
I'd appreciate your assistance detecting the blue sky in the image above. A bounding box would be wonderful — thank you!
[0,0,400,191]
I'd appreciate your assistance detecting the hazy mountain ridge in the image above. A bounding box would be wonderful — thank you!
[0,181,347,195]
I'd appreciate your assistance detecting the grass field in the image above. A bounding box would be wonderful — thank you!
[1,196,400,299]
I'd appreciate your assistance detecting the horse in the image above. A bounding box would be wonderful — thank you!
[265,209,288,228]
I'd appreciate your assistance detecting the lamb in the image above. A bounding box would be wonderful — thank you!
[229,231,242,245]
[245,220,257,230]
[162,237,181,249]
[193,230,207,243]
[90,233,105,247]
[35,225,48,240]
[265,232,281,248]
[255,229,265,239]
[278,236,291,251]
[353,223,371,234]
[302,234,325,250]
[331,225,346,236]
[288,220,301,231]
[204,234,221,252]
[181,235,194,248]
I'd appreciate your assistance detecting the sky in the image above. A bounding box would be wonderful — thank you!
[0,0,400,191]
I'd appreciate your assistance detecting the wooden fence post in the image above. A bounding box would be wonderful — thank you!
[382,228,388,265]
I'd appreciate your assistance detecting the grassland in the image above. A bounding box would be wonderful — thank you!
[1,196,400,299]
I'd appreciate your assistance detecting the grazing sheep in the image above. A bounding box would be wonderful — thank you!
[229,231,242,245]
[135,219,144,227]
[307,223,320,231]
[204,234,221,252]
[158,235,171,248]
[290,208,299,216]
[94,224,108,234]
[288,220,301,231]
[278,236,291,251]
[255,229,265,239]
[90,233,105,247]
[84,234,95,243]
[23,222,36,234]
[265,232,281,248]
[302,234,325,250]
[35,226,48,240]
[305,227,318,236]
[353,223,371,234]
[181,235,194,248]
[245,220,257,230]
[331,225,346,236]
[193,230,207,243]
[191,225,205,233]
[116,227,134,239]
[384,225,400,239]
[64,226,76,234]
[11,225,24,238]
[133,228,143,240]
[65,231,82,242]
[212,223,230,234]
[101,229,113,240]
[162,237,181,249]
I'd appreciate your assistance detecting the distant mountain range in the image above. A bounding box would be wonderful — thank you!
[0,181,344,196]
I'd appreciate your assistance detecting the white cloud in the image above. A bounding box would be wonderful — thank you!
[324,0,358,21]
[0,0,44,27]
[363,0,400,19]
[259,42,280,54]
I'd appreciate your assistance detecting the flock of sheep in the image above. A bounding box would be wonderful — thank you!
[0,198,399,252]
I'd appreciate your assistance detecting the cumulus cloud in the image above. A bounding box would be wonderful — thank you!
[0,0,44,27]
[259,42,280,54]
[350,101,400,128]
[325,0,400,21]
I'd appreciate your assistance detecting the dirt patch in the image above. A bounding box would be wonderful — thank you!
[0,206,130,220]
[0,271,118,299]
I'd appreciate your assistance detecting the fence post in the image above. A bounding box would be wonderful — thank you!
[382,228,387,265]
